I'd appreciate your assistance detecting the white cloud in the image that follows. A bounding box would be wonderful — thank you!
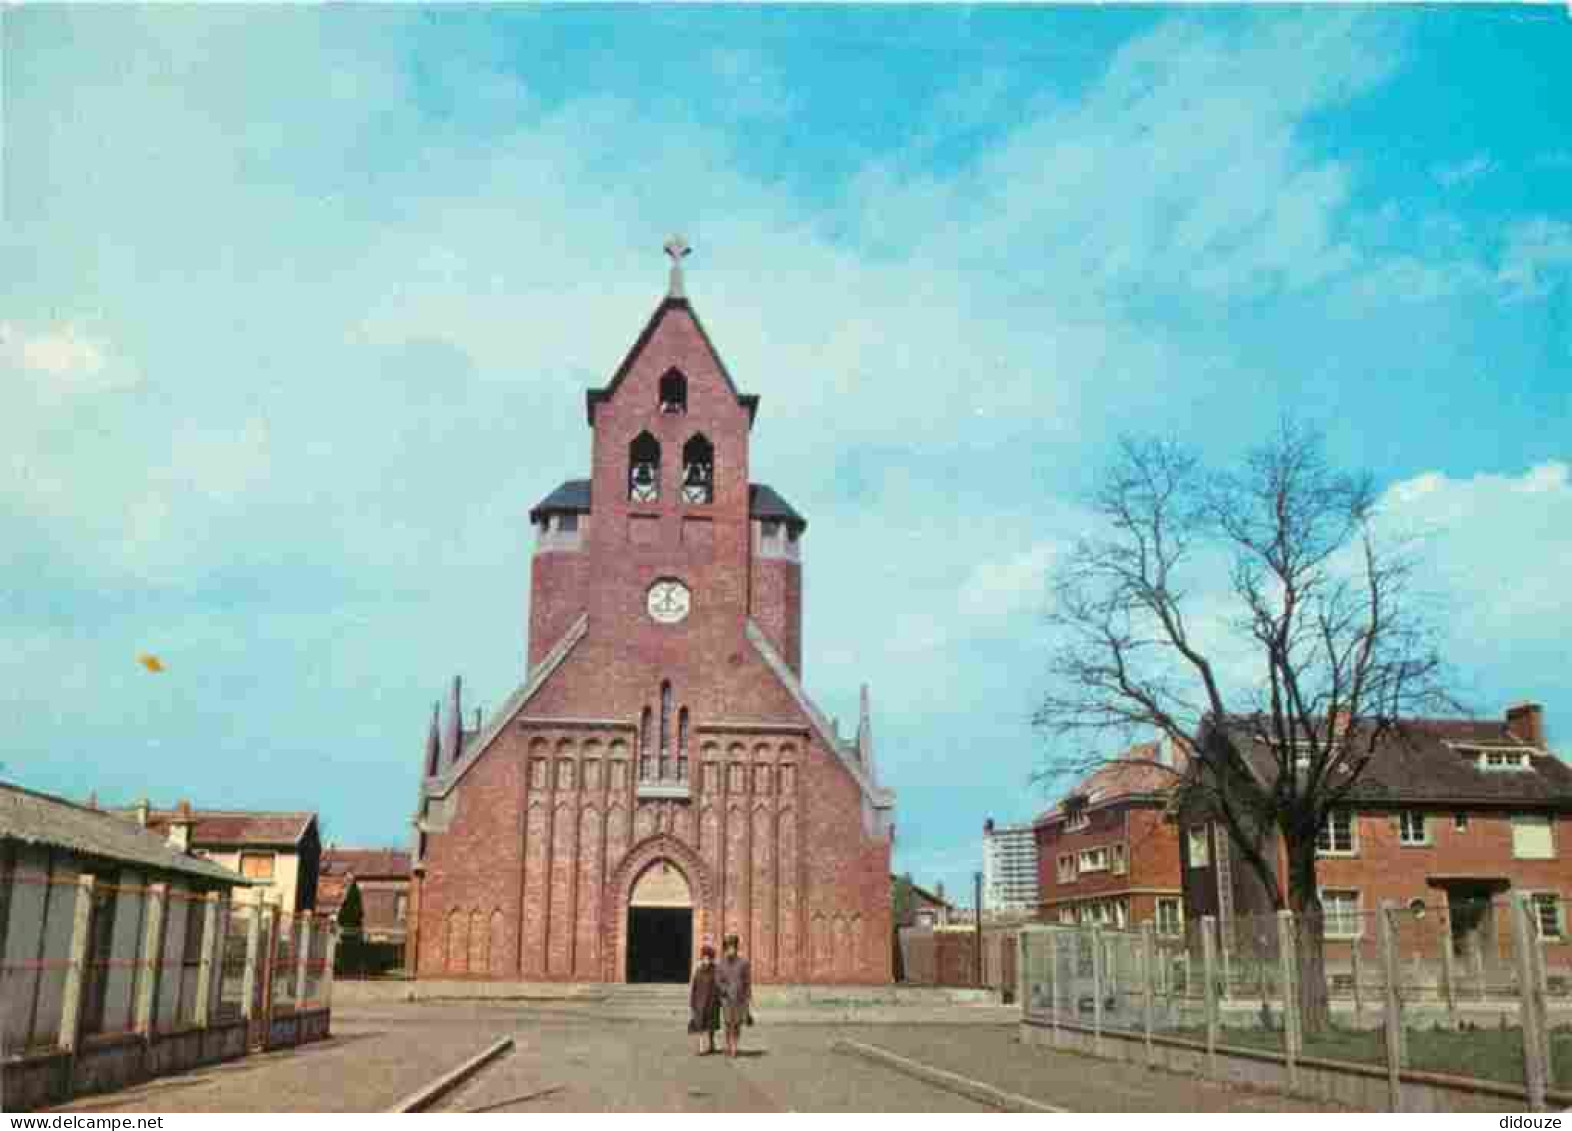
[1433,154,1495,188]
[959,541,1061,623]
[1498,218,1572,301]
[0,320,136,394]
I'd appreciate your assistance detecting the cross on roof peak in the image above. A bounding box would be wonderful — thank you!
[663,235,692,299]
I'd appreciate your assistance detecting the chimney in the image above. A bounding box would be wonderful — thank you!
[135,797,150,827]
[1507,702,1545,749]
[167,799,194,852]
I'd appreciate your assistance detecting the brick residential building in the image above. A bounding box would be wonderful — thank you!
[1034,738,1188,936]
[318,847,412,945]
[1179,702,1572,967]
[410,242,895,984]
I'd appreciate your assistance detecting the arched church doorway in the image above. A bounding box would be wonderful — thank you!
[626,859,693,983]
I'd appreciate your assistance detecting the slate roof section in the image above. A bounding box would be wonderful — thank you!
[321,848,413,879]
[1,783,251,885]
[137,809,316,848]
[1219,716,1572,808]
[529,478,806,532]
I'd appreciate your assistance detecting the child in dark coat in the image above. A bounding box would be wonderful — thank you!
[688,944,720,1055]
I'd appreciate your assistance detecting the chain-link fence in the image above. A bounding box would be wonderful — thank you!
[1021,893,1572,1111]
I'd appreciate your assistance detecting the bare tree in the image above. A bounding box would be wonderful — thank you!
[1033,418,1461,1032]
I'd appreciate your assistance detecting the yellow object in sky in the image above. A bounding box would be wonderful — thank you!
[138,654,165,673]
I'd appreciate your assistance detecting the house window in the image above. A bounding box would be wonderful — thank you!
[1479,749,1531,772]
[1066,810,1090,832]
[1455,813,1468,832]
[1532,893,1565,941]
[1187,826,1210,868]
[658,370,687,414]
[1317,810,1355,855]
[1078,847,1109,873]
[628,432,661,503]
[395,894,408,922]
[681,434,714,504]
[1111,844,1127,875]
[1057,855,1076,884]
[240,853,276,881]
[1059,908,1076,924]
[1156,897,1183,937]
[1398,811,1429,846]
[1321,890,1361,938]
[1513,814,1556,860]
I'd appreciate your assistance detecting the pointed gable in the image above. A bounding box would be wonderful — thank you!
[584,297,759,428]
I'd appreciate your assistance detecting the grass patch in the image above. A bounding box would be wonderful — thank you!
[1166,1023,1572,1089]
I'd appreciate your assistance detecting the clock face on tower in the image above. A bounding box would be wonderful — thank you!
[646,579,691,624]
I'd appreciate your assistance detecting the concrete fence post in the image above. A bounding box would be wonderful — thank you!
[260,907,280,1032]
[134,882,169,1037]
[1529,910,1555,1092]
[294,914,314,1006]
[323,923,340,1013]
[1201,914,1218,1080]
[58,874,97,1053]
[1015,929,1028,1017]
[194,893,222,1027]
[206,895,231,1022]
[1438,909,1457,1024]
[240,903,263,1022]
[1090,925,1105,1057]
[1475,940,1488,1002]
[1378,900,1404,1112]
[1512,891,1550,1111]
[1350,942,1363,1019]
[1047,928,1061,1047]
[1218,919,1233,1002]
[1276,909,1301,1092]
[1140,921,1156,1068]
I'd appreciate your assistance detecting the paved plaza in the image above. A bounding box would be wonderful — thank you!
[50,1001,1344,1113]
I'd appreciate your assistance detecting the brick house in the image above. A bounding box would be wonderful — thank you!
[124,802,320,913]
[1179,702,1572,969]
[1034,738,1188,936]
[318,847,412,946]
[410,243,895,984]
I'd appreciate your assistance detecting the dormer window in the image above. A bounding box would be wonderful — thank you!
[1458,745,1534,772]
[681,434,714,504]
[659,370,687,414]
[629,432,660,503]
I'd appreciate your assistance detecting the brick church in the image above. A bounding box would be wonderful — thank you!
[408,241,896,984]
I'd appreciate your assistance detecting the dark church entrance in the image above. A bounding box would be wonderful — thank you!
[626,907,694,983]
[625,858,694,983]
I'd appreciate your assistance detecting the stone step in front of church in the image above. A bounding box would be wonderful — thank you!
[336,979,1001,1009]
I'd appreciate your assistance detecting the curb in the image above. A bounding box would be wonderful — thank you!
[831,1038,1069,1113]
[386,1036,515,1113]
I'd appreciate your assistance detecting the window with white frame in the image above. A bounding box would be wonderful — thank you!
[1111,844,1127,875]
[1321,890,1361,938]
[1078,847,1109,873]
[1156,897,1183,936]
[1066,809,1090,832]
[1059,908,1076,924]
[1317,810,1355,855]
[1057,854,1076,884]
[1187,825,1210,868]
[1513,814,1556,860]
[1398,811,1429,846]
[1532,893,1565,940]
[1467,746,1532,772]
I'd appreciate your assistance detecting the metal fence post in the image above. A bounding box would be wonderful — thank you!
[134,882,168,1036]
[1351,942,1363,1019]
[294,914,314,1005]
[1201,914,1218,1079]
[1276,909,1301,1092]
[193,892,222,1028]
[1140,921,1156,1068]
[1219,919,1233,1002]
[1512,891,1550,1111]
[1378,901,1404,1112]
[1091,925,1105,1057]
[58,874,96,1053]
[323,923,339,1013]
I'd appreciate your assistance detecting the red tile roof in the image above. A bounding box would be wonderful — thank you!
[320,847,413,880]
[1035,739,1189,825]
[134,808,315,848]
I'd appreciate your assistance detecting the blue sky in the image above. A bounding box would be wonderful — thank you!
[3,6,1569,903]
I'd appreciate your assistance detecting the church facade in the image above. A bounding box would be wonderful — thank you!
[408,244,895,984]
